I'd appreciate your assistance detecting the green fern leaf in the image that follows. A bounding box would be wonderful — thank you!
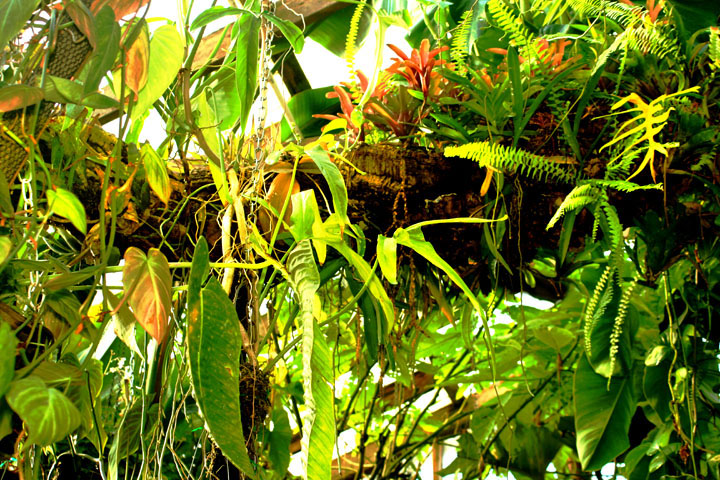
[547,183,600,230]
[444,142,576,183]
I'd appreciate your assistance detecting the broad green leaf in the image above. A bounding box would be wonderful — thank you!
[267,407,292,474]
[234,13,261,134]
[507,45,524,145]
[84,6,120,94]
[65,1,96,49]
[195,88,221,158]
[534,326,575,351]
[376,235,397,284]
[305,145,349,224]
[280,87,340,141]
[288,240,334,480]
[290,190,322,242]
[140,143,171,204]
[44,75,119,109]
[122,247,172,344]
[187,237,210,309]
[574,354,635,471]
[45,290,82,326]
[306,4,372,56]
[644,358,672,422]
[346,272,382,364]
[105,290,143,358]
[263,12,304,53]
[6,376,81,446]
[131,24,184,120]
[124,20,150,95]
[47,187,87,234]
[187,277,257,478]
[0,85,43,112]
[31,361,84,387]
[0,0,42,53]
[0,323,17,398]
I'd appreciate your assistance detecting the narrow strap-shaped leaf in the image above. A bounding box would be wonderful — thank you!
[288,240,334,480]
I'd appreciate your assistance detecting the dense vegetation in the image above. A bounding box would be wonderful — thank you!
[0,0,719,479]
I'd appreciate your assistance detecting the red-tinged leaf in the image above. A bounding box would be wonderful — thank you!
[122,247,172,344]
[64,1,96,49]
[124,24,150,95]
[0,85,43,112]
[91,0,149,21]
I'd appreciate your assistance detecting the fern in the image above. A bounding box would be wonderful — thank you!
[601,87,700,181]
[590,179,663,192]
[444,142,576,183]
[584,264,614,356]
[567,0,644,28]
[451,9,474,73]
[487,0,534,50]
[345,1,366,76]
[546,183,601,229]
[624,24,680,60]
[607,278,636,387]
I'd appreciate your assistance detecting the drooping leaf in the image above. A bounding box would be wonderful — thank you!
[65,0,97,49]
[122,247,172,344]
[0,323,17,398]
[84,6,120,94]
[6,376,81,446]
[288,240,334,480]
[267,406,292,474]
[47,187,87,234]
[0,85,43,112]
[124,21,150,95]
[187,277,258,478]
[0,0,42,53]
[574,354,635,471]
[131,24,184,120]
[234,13,261,134]
[140,143,171,204]
[263,12,304,53]
[45,265,102,292]
[189,5,254,30]
[44,75,120,109]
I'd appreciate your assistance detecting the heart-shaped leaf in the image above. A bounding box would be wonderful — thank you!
[124,21,149,95]
[6,376,81,446]
[47,187,87,234]
[122,247,172,344]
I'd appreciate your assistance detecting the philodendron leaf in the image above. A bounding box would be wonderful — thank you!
[131,24,184,120]
[47,187,87,234]
[6,376,81,446]
[376,235,397,284]
[122,247,172,344]
[187,276,257,479]
[288,240,334,480]
[0,85,44,112]
[0,323,17,398]
[574,354,635,471]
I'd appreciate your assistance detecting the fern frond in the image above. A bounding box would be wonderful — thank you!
[546,183,601,230]
[567,0,644,27]
[590,179,663,192]
[584,264,614,355]
[444,142,576,183]
[607,278,636,387]
[451,9,474,72]
[599,201,624,274]
[624,24,679,60]
[345,1,366,76]
[488,0,534,49]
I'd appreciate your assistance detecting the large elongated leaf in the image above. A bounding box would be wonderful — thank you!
[0,0,42,52]
[187,272,257,478]
[0,85,43,112]
[234,13,261,134]
[574,354,635,471]
[141,143,171,204]
[6,376,81,446]
[122,247,172,344]
[288,240,334,480]
[84,6,120,94]
[305,145,348,224]
[47,187,87,234]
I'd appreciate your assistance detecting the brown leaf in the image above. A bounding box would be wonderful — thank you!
[91,0,150,21]
[124,25,150,95]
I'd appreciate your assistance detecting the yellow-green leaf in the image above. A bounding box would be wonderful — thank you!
[47,187,87,234]
[141,143,171,204]
[122,247,172,344]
